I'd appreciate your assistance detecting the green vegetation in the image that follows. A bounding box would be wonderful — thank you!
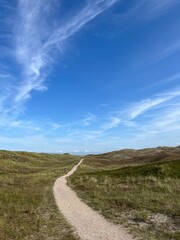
[69,148,180,240]
[1,147,180,240]
[0,150,80,240]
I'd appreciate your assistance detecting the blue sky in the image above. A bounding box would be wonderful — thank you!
[0,0,180,153]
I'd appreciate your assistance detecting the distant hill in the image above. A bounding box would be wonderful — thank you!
[85,146,180,167]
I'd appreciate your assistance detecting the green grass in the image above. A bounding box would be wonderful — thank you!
[69,158,180,240]
[1,147,180,240]
[0,150,80,240]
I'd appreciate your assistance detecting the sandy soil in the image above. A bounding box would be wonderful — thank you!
[53,159,134,240]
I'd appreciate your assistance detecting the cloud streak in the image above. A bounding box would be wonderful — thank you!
[13,0,118,105]
[0,0,119,121]
[121,0,179,22]
[0,85,179,152]
[140,73,180,91]
[81,113,96,127]
[0,1,180,152]
[127,88,180,119]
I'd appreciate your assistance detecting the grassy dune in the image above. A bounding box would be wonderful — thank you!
[69,147,180,240]
[0,151,80,240]
[1,147,179,240]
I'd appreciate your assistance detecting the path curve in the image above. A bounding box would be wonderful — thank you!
[53,159,134,240]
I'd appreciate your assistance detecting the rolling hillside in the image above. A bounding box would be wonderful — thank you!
[69,146,180,240]
[0,151,79,240]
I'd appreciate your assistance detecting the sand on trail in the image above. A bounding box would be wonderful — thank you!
[53,159,134,240]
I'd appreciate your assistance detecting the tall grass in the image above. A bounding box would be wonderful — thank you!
[69,159,180,240]
[0,151,80,240]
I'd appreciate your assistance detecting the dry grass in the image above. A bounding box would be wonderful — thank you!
[69,148,180,240]
[1,147,180,240]
[0,150,80,240]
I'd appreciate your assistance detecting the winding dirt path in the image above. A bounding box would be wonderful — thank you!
[53,159,134,240]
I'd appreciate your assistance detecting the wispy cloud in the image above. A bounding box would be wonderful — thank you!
[55,87,180,141]
[0,113,62,134]
[79,87,180,143]
[153,41,180,62]
[140,73,180,91]
[0,0,118,119]
[141,41,180,66]
[13,0,118,105]
[121,0,179,22]
[102,116,121,130]
[134,104,180,144]
[152,106,180,132]
[45,0,118,47]
[128,98,168,120]
[0,1,180,152]
[127,88,180,119]
[0,73,12,79]
[0,86,180,152]
[81,113,96,127]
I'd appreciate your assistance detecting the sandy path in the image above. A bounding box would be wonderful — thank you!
[53,159,134,240]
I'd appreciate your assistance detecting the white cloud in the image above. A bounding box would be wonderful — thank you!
[140,73,180,91]
[145,0,179,19]
[150,106,180,132]
[0,0,119,135]
[122,0,179,22]
[103,117,121,130]
[81,113,96,126]
[144,41,180,65]
[130,104,180,147]
[0,73,12,79]
[128,98,168,119]
[0,1,180,152]
[0,0,119,119]
[13,0,118,105]
[83,130,103,140]
[128,88,180,119]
